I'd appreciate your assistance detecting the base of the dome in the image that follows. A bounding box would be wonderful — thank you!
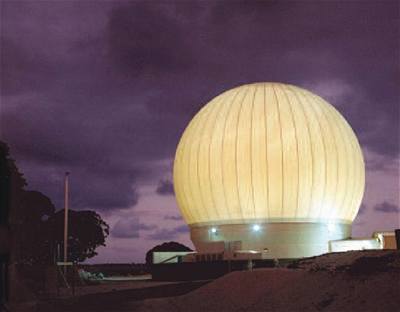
[189,222,351,259]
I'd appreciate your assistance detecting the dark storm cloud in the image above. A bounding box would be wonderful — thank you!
[106,1,399,157]
[107,2,194,76]
[1,2,185,210]
[1,0,398,219]
[358,203,367,215]
[164,215,183,221]
[0,37,40,96]
[156,179,174,196]
[112,217,157,239]
[3,94,143,210]
[374,202,400,213]
[147,225,189,240]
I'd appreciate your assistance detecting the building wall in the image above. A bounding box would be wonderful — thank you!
[329,238,382,252]
[191,222,351,259]
[373,232,398,250]
[382,236,397,249]
[153,252,194,264]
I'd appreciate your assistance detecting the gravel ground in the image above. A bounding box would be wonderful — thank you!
[36,280,210,312]
[56,276,169,298]
[31,250,400,312]
[133,250,400,312]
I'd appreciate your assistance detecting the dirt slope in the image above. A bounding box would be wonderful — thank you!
[134,250,400,312]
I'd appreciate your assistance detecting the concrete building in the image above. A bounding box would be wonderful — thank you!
[173,82,366,259]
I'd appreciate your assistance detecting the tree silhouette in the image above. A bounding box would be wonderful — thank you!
[0,141,26,225]
[17,191,56,264]
[0,140,109,264]
[46,209,109,262]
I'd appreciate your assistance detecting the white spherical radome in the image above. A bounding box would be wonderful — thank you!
[173,82,365,227]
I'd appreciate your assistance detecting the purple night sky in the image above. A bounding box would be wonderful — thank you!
[1,1,399,263]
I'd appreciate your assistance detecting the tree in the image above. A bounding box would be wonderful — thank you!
[46,209,110,262]
[145,241,192,265]
[17,191,56,264]
[0,141,26,225]
[0,140,110,264]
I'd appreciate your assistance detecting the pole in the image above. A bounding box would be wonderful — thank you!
[63,172,70,275]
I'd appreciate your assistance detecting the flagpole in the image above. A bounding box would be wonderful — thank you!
[63,172,70,274]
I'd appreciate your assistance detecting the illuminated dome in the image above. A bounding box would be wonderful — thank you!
[173,82,365,258]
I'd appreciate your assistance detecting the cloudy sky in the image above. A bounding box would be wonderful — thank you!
[1,1,399,263]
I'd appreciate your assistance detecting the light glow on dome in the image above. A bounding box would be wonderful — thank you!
[252,224,261,232]
[173,82,365,227]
